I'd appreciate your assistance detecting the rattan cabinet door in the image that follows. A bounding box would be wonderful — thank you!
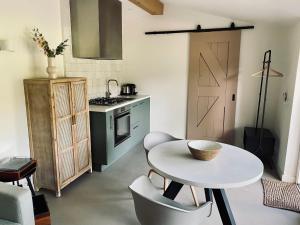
[71,81,91,173]
[53,83,76,186]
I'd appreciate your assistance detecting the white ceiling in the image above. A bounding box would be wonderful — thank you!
[163,0,300,24]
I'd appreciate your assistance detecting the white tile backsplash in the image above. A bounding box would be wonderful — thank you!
[60,0,125,98]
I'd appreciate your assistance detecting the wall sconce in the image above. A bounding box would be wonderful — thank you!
[0,40,14,52]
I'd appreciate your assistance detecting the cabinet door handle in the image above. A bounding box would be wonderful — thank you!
[139,101,145,105]
[133,125,139,130]
[132,104,138,108]
[110,116,113,130]
[72,115,76,125]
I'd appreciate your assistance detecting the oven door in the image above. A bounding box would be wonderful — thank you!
[114,111,131,146]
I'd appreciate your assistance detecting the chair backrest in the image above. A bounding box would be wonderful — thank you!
[143,131,180,153]
[129,176,212,225]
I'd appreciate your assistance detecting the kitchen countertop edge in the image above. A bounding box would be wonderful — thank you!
[89,95,150,113]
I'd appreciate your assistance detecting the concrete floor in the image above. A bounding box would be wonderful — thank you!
[43,144,300,225]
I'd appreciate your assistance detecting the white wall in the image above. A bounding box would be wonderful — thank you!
[274,22,300,182]
[0,0,64,158]
[235,24,289,146]
[121,2,289,143]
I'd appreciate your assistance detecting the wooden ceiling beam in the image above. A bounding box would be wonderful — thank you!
[128,0,164,15]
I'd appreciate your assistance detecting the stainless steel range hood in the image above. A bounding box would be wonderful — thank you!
[70,0,122,60]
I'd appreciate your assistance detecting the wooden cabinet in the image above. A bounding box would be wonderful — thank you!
[24,77,92,197]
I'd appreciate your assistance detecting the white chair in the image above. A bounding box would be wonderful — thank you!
[143,131,199,206]
[0,182,35,225]
[129,176,212,225]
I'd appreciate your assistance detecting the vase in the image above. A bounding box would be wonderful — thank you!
[46,57,57,79]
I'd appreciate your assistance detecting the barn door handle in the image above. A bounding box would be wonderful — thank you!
[232,94,236,101]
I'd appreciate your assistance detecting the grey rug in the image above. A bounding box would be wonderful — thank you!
[261,178,300,212]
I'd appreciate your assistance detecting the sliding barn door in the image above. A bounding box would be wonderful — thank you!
[187,31,241,144]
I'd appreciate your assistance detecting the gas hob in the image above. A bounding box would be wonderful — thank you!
[89,97,133,106]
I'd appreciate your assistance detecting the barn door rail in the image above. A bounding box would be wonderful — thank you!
[145,22,254,35]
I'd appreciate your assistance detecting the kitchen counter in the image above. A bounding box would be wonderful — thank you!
[89,95,150,112]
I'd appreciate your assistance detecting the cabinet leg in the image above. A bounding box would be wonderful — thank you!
[88,168,93,174]
[34,185,40,192]
[56,191,61,198]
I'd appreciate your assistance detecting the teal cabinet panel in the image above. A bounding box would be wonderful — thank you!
[130,102,140,125]
[140,98,150,135]
[130,98,150,145]
[89,112,108,170]
[105,111,115,164]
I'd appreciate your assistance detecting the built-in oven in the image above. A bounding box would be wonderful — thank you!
[114,105,131,146]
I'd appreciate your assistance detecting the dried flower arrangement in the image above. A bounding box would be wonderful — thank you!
[32,28,68,57]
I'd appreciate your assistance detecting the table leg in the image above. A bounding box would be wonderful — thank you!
[205,188,213,202]
[163,181,183,199]
[212,189,236,225]
[164,184,236,225]
[26,176,36,196]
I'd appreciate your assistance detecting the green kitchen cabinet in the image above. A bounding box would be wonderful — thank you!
[90,97,150,171]
[89,110,113,168]
[130,98,150,144]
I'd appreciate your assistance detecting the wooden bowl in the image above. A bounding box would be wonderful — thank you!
[187,140,222,161]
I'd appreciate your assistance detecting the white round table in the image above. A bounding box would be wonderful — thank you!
[148,140,264,225]
[148,140,264,189]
